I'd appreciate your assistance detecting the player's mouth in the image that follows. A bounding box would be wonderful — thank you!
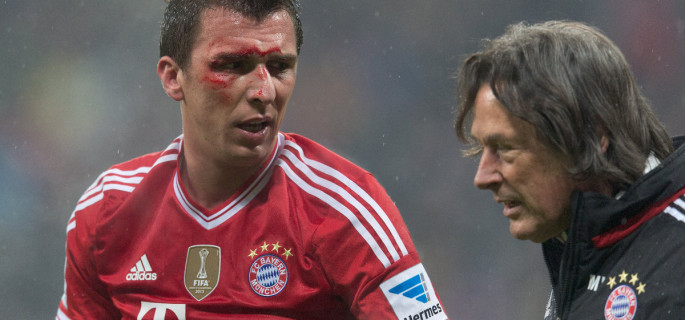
[238,120,270,133]
[236,116,274,145]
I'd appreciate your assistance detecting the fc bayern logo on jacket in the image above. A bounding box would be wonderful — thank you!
[604,285,637,320]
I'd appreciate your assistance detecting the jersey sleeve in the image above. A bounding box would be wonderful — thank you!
[311,172,449,320]
[57,176,121,320]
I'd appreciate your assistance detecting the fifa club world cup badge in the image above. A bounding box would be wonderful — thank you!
[185,245,221,301]
[604,285,637,320]
[247,241,292,297]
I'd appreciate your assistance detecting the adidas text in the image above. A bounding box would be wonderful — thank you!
[402,303,443,320]
[127,254,156,281]
[126,271,157,281]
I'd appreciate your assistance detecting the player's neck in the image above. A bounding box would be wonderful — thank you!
[179,150,259,210]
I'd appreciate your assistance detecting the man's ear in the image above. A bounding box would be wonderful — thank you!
[157,56,184,101]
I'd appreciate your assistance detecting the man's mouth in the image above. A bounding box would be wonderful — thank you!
[496,197,522,217]
[503,200,521,209]
[238,120,269,133]
[495,196,520,207]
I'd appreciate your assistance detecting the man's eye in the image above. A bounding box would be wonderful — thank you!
[495,145,511,153]
[211,60,250,73]
[495,147,513,161]
[267,61,292,75]
[223,62,240,69]
[495,145,519,163]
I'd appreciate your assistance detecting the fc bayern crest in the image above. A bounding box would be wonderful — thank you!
[249,254,288,297]
[604,285,637,320]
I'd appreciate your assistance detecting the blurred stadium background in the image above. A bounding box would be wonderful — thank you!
[1,0,683,318]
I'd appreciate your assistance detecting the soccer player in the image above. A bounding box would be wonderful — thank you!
[56,0,448,319]
[454,20,685,319]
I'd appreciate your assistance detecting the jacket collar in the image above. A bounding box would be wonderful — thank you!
[569,135,685,247]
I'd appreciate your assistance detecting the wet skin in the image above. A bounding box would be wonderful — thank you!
[158,8,298,208]
[470,85,575,243]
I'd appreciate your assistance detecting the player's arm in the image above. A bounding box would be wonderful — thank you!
[353,255,448,320]
[313,172,449,319]
[57,187,120,319]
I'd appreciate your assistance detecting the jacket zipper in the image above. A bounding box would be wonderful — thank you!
[542,250,560,320]
[556,193,585,319]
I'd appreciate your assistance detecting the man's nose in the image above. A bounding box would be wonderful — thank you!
[247,64,275,104]
[473,149,502,190]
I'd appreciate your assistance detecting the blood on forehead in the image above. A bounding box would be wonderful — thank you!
[206,41,284,57]
[235,46,283,57]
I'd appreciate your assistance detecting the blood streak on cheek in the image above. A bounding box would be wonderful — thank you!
[200,70,235,102]
[201,71,236,89]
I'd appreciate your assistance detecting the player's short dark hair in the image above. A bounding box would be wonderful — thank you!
[160,0,303,69]
[455,20,673,190]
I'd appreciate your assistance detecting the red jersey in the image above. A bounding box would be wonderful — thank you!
[57,133,448,320]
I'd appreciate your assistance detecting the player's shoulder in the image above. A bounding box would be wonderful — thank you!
[109,136,182,172]
[276,133,417,269]
[279,132,371,178]
[74,137,181,215]
[100,140,179,192]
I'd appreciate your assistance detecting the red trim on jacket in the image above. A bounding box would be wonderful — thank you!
[592,187,685,248]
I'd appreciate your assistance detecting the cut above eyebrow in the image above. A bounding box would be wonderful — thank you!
[211,52,297,61]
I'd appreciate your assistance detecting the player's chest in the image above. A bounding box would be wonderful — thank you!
[97,205,336,318]
[105,234,307,300]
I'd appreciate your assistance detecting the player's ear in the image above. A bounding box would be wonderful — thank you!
[158,56,184,101]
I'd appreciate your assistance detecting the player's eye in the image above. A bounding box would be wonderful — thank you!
[266,60,294,76]
[210,60,253,74]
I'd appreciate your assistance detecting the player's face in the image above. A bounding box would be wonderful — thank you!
[470,85,575,243]
[177,8,297,168]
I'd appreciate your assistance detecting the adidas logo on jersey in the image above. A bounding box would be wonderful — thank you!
[126,254,157,281]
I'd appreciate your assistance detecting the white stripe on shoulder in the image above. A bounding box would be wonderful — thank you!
[665,196,685,223]
[154,153,179,167]
[67,137,181,233]
[66,221,76,233]
[281,148,402,263]
[283,140,408,256]
[278,160,392,268]
[79,167,150,203]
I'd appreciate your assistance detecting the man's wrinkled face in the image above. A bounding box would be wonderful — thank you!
[470,85,575,243]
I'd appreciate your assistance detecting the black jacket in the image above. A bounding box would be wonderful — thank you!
[543,136,685,320]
